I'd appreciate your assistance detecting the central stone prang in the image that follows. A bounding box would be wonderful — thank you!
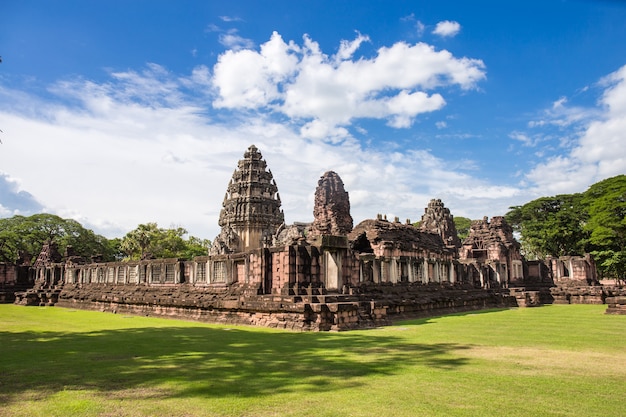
[210,145,284,255]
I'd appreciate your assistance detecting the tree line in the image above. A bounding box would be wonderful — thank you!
[0,215,210,263]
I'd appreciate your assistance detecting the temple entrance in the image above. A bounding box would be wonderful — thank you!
[324,251,342,291]
[263,249,272,294]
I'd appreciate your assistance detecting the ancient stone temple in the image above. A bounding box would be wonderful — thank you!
[11,144,617,328]
[210,145,284,254]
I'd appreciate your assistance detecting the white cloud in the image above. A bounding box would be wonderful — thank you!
[400,14,425,37]
[416,21,426,37]
[213,31,299,109]
[528,95,598,128]
[525,64,626,194]
[205,23,221,33]
[218,29,255,50]
[510,131,536,147]
[219,16,243,23]
[212,32,485,138]
[433,21,461,38]
[334,32,370,62]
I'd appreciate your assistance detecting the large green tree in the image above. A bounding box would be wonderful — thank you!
[506,194,588,259]
[581,175,626,281]
[0,214,119,263]
[120,223,210,260]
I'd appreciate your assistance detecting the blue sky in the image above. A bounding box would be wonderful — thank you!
[1,0,626,240]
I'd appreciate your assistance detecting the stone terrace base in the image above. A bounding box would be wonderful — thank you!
[40,283,519,331]
[508,288,552,307]
[550,282,626,305]
[605,296,626,315]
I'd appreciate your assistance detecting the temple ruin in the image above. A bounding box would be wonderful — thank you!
[6,145,625,328]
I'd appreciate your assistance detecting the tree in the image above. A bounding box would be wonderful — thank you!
[581,175,626,281]
[120,223,159,260]
[0,214,117,263]
[453,216,472,241]
[183,235,213,259]
[120,223,210,260]
[505,194,588,259]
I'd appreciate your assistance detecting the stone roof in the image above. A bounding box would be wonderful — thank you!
[349,218,450,254]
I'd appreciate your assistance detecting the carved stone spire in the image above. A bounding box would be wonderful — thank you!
[310,171,353,236]
[211,145,284,254]
[419,198,461,249]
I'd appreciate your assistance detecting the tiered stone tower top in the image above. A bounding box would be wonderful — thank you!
[420,198,461,249]
[460,216,520,261]
[33,240,63,268]
[213,145,284,253]
[310,171,353,236]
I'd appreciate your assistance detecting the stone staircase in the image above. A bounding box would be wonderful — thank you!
[14,283,64,306]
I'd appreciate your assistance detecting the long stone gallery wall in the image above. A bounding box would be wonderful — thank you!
[9,145,625,329]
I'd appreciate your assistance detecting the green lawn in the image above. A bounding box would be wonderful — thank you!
[0,304,624,417]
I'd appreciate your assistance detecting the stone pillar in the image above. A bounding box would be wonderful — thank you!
[358,261,364,282]
[373,260,381,283]
[390,258,398,283]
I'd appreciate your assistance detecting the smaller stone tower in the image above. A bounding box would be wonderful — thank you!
[310,171,353,236]
[419,199,461,249]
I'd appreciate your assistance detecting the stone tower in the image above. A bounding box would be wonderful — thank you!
[420,198,461,249]
[310,171,353,236]
[211,145,284,254]
[459,216,520,260]
[33,240,63,268]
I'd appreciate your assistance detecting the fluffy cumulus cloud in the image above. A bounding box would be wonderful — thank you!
[525,64,626,195]
[213,31,485,139]
[432,21,461,37]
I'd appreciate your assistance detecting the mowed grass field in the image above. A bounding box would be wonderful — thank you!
[0,304,624,417]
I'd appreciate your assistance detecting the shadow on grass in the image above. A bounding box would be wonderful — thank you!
[397,307,513,326]
[0,322,471,404]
